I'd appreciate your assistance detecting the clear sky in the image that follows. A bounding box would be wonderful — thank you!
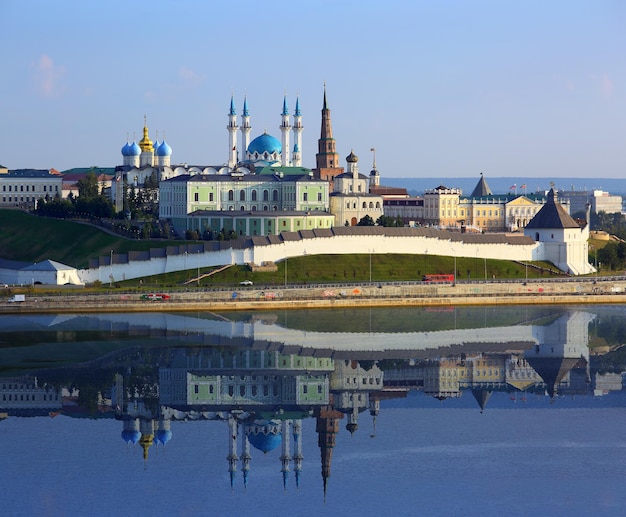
[1,0,625,179]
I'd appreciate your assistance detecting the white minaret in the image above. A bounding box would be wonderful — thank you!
[280,419,292,490]
[240,96,251,162]
[280,95,291,166]
[227,96,239,169]
[292,96,303,166]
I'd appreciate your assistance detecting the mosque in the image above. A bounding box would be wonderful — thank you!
[112,87,384,235]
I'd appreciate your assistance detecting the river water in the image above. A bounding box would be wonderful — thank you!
[1,305,625,516]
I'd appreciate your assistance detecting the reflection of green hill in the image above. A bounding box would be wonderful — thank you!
[216,306,564,333]
[0,337,174,376]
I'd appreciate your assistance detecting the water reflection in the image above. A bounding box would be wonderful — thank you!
[1,306,626,510]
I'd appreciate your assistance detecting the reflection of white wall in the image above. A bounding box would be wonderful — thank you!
[531,311,594,360]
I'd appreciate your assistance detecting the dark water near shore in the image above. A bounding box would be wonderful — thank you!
[1,305,626,516]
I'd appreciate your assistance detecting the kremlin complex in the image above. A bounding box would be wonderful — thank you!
[0,86,598,278]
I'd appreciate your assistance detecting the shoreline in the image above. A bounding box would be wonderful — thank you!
[2,278,626,313]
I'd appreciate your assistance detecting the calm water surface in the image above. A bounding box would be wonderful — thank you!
[1,305,625,516]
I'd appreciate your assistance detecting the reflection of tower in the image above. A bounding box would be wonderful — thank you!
[314,397,344,499]
[369,398,380,438]
[346,392,359,435]
[292,419,303,488]
[139,419,155,464]
[280,420,292,490]
[471,389,492,413]
[241,432,252,488]
[526,312,594,400]
[121,418,141,446]
[227,413,239,489]
[155,417,172,447]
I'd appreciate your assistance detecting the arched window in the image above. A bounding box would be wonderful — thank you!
[369,202,374,208]
[376,202,380,208]
[263,190,269,201]
[251,206,257,211]
[228,190,234,201]
[240,205,245,211]
[362,202,367,209]
[240,190,245,201]
[272,190,279,201]
[263,205,268,211]
[252,190,257,201]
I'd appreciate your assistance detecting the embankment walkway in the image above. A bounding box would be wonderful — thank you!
[2,277,626,314]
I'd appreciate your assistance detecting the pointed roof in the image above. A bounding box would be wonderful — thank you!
[282,95,288,116]
[294,96,301,116]
[471,389,492,413]
[470,173,493,197]
[525,188,580,229]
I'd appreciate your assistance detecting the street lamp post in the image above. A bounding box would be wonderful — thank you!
[285,257,288,288]
[110,249,113,287]
[450,246,456,285]
[197,250,200,287]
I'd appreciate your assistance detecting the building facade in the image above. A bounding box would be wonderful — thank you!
[0,168,63,208]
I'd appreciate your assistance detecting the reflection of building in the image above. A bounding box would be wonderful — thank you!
[159,349,333,410]
[0,377,61,416]
[330,360,383,434]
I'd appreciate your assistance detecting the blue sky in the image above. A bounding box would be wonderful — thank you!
[1,0,625,179]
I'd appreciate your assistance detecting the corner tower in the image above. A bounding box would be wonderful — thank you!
[314,85,344,190]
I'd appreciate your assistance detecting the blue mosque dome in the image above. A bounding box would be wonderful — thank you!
[128,142,141,156]
[248,431,282,453]
[121,429,141,445]
[156,140,172,157]
[247,132,282,155]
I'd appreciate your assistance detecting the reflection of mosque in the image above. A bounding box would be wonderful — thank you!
[112,349,385,496]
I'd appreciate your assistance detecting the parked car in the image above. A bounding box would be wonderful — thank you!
[140,293,170,301]
[239,280,253,286]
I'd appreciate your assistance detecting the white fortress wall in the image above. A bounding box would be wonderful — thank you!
[78,233,539,284]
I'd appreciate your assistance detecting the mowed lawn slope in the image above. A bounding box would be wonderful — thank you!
[0,210,166,268]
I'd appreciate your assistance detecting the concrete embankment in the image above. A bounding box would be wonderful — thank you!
[2,278,626,314]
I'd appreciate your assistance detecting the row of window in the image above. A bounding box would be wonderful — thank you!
[2,393,57,401]
[191,190,324,203]
[345,201,382,209]
[1,184,59,192]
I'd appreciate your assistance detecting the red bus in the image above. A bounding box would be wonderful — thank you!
[422,274,455,283]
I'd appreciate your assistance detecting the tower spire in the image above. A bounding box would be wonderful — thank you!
[314,84,343,188]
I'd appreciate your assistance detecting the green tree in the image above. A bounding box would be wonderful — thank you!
[76,171,99,200]
[357,215,375,226]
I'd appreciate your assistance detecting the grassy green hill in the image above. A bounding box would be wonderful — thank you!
[0,209,171,268]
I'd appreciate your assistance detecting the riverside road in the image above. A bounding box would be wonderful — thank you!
[2,276,626,314]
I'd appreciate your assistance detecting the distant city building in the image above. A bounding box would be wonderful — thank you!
[559,189,622,215]
[0,168,62,208]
